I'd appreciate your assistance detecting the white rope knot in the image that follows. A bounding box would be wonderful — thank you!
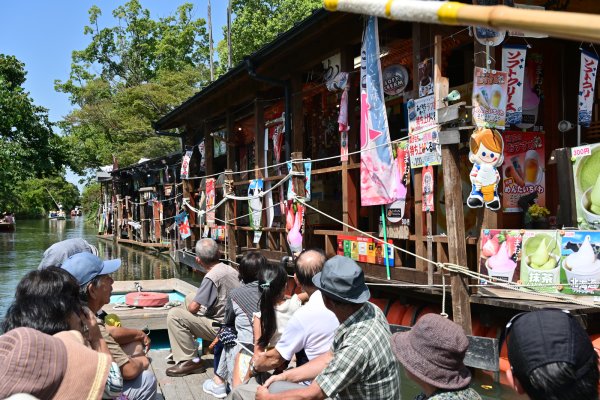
[436,262,445,271]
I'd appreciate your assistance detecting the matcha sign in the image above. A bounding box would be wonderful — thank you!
[572,143,600,230]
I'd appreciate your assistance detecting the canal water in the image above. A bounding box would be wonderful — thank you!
[0,218,525,399]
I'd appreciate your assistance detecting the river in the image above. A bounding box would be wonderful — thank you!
[0,218,524,399]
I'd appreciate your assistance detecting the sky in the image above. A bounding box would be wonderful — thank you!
[0,1,228,189]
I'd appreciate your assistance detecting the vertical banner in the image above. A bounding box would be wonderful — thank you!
[180,150,193,179]
[248,179,263,244]
[213,130,227,157]
[422,165,435,212]
[578,50,599,128]
[198,140,205,169]
[502,45,527,126]
[359,16,401,206]
[206,178,216,227]
[502,131,545,212]
[472,67,508,129]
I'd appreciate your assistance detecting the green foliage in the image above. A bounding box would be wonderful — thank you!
[56,0,211,173]
[0,55,69,212]
[81,182,101,222]
[15,176,80,218]
[218,0,321,69]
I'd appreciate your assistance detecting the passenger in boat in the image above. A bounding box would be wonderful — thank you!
[505,309,599,400]
[38,238,99,270]
[203,251,265,398]
[253,255,400,400]
[166,238,240,377]
[390,313,481,400]
[232,249,338,400]
[62,252,157,400]
[2,268,123,399]
[0,327,112,400]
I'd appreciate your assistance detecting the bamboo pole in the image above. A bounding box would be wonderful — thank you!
[323,0,600,44]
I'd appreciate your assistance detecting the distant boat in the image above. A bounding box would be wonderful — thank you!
[48,210,66,220]
[71,206,82,217]
[0,213,15,232]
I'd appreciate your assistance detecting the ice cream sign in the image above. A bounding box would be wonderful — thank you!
[472,67,508,130]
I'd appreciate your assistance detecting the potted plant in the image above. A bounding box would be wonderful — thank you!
[526,204,550,229]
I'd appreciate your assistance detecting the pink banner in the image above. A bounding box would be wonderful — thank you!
[206,178,216,227]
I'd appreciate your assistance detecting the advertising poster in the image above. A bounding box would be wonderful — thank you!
[578,50,599,128]
[472,67,508,129]
[213,130,227,158]
[359,16,402,206]
[206,178,216,227]
[560,231,600,295]
[248,179,263,244]
[408,127,441,168]
[502,131,545,212]
[520,230,562,293]
[337,235,394,266]
[418,58,434,97]
[386,141,410,224]
[572,143,600,229]
[502,45,527,125]
[382,65,409,96]
[408,94,436,134]
[479,229,523,284]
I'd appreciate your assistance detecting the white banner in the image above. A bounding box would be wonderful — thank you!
[578,50,599,128]
[502,45,527,126]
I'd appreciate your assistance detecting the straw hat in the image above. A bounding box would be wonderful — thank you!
[390,314,471,390]
[0,327,110,400]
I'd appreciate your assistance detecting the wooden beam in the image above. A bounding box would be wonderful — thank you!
[555,148,578,228]
[291,74,304,153]
[254,99,265,179]
[224,169,237,263]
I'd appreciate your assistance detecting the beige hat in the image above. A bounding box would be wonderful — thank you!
[0,327,110,400]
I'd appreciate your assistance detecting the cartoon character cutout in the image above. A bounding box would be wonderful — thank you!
[467,128,504,211]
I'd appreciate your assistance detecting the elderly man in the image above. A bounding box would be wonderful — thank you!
[255,255,400,400]
[231,250,339,399]
[166,238,240,377]
[62,252,157,400]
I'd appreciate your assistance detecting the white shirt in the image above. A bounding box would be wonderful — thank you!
[275,290,339,361]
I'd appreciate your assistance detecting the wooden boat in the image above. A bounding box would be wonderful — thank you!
[0,220,15,232]
[70,206,82,217]
[102,278,197,331]
[48,210,66,220]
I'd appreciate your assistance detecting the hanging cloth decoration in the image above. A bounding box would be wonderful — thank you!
[359,16,402,206]
[198,140,206,170]
[197,191,206,227]
[337,73,350,162]
[248,179,264,244]
[286,201,304,254]
[206,178,216,227]
[175,211,191,239]
[286,161,312,201]
[272,115,284,175]
[181,150,193,179]
[467,128,504,211]
[422,165,435,212]
[578,49,599,128]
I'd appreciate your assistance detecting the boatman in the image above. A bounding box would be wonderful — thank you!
[62,252,158,400]
[165,238,240,377]
[253,256,400,400]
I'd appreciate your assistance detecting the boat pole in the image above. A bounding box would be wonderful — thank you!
[323,0,600,44]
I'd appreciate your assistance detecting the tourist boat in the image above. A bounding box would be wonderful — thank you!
[70,206,82,217]
[48,210,66,220]
[0,214,15,232]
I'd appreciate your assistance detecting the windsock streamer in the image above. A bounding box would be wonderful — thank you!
[323,0,600,44]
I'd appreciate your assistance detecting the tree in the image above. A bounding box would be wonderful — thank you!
[0,55,69,212]
[81,182,102,222]
[218,0,321,69]
[15,176,80,218]
[56,0,211,171]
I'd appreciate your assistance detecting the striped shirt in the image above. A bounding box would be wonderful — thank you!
[315,302,401,399]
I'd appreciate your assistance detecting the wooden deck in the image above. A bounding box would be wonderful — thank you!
[148,349,217,400]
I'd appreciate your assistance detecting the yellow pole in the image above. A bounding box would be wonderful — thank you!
[323,0,600,44]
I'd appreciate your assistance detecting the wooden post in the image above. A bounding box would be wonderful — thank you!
[224,169,237,263]
[116,195,122,240]
[291,75,304,153]
[555,148,578,228]
[139,192,147,243]
[291,152,306,199]
[127,196,133,241]
[255,99,265,179]
[436,34,472,334]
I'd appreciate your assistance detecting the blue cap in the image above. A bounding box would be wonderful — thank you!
[61,252,121,286]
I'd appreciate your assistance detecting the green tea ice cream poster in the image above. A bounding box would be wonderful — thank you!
[572,143,600,230]
[561,230,600,295]
[520,230,562,293]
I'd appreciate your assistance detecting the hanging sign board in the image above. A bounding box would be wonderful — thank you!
[408,127,442,169]
[472,67,508,130]
[408,94,436,134]
[502,45,527,126]
[418,58,434,97]
[382,64,409,96]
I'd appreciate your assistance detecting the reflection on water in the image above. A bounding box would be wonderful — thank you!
[0,218,202,319]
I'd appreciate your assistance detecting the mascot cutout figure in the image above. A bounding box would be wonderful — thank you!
[467,128,504,211]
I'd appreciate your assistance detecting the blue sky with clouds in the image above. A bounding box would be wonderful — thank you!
[0,1,228,189]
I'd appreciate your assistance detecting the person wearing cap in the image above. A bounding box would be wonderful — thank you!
[255,255,400,400]
[0,327,111,400]
[390,313,481,400]
[38,238,99,270]
[505,309,599,400]
[166,238,240,377]
[62,252,157,400]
